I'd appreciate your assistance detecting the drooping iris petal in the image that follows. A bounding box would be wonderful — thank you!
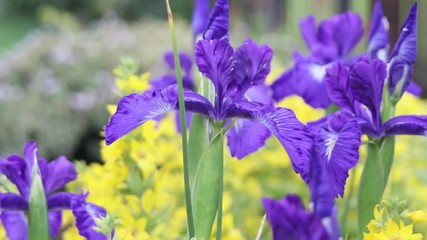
[388,2,417,97]
[49,211,62,238]
[262,194,330,240]
[163,51,193,75]
[349,59,386,128]
[1,211,28,240]
[226,101,312,174]
[71,194,109,240]
[367,0,389,60]
[203,0,229,41]
[0,193,28,211]
[47,192,78,210]
[227,120,271,159]
[307,147,341,239]
[105,85,214,145]
[192,0,211,38]
[195,39,234,97]
[233,39,273,93]
[382,115,427,136]
[325,62,353,110]
[42,156,77,194]
[314,112,361,197]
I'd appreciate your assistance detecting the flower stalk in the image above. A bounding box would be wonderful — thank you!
[165,0,195,237]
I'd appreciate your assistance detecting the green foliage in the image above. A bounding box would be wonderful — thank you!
[0,18,192,160]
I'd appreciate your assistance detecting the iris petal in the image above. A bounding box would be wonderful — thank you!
[349,58,386,128]
[227,120,271,159]
[49,211,62,238]
[314,113,361,197]
[71,194,109,240]
[367,0,389,60]
[226,101,312,174]
[195,39,234,98]
[1,211,28,240]
[105,85,214,145]
[382,115,427,136]
[192,0,210,38]
[47,192,78,210]
[389,2,417,97]
[325,62,353,110]
[0,193,28,211]
[234,39,273,94]
[262,194,330,240]
[0,155,29,199]
[203,0,229,41]
[43,156,77,194]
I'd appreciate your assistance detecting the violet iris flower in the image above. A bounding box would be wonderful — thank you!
[271,1,421,109]
[0,141,112,240]
[270,11,363,108]
[106,0,309,164]
[323,3,424,140]
[105,37,312,173]
[262,146,343,240]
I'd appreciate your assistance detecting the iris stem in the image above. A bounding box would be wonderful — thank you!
[165,0,195,238]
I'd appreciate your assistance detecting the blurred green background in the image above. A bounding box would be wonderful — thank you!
[0,0,425,162]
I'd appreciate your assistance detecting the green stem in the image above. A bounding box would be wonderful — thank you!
[340,166,357,232]
[165,1,195,237]
[357,142,384,239]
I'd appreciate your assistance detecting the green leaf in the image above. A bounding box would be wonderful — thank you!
[28,156,50,240]
[357,142,384,239]
[380,136,396,188]
[192,123,224,240]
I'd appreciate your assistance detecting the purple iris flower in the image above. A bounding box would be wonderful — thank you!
[325,48,426,140]
[105,37,312,173]
[271,12,363,108]
[0,141,112,240]
[262,146,343,240]
[106,0,310,164]
[271,1,421,109]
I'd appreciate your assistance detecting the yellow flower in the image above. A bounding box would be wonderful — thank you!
[375,220,423,240]
[406,210,427,224]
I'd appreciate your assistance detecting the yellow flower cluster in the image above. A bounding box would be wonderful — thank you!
[59,65,427,239]
[364,203,424,240]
